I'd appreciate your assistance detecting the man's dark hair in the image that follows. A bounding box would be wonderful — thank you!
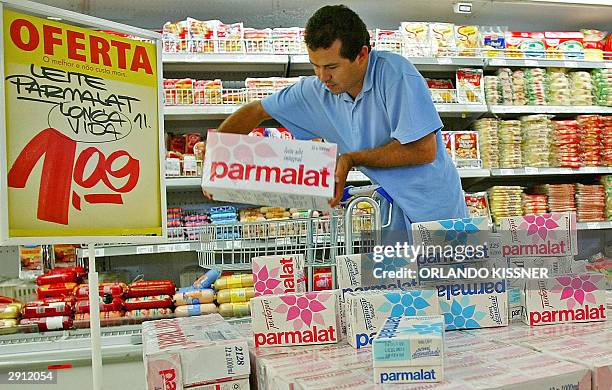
[304,5,371,61]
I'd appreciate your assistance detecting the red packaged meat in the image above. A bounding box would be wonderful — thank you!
[74,311,124,321]
[73,283,128,298]
[36,271,78,286]
[20,316,73,332]
[184,133,202,155]
[49,266,86,279]
[127,280,176,298]
[123,295,173,310]
[22,300,74,318]
[37,283,78,299]
[75,297,124,313]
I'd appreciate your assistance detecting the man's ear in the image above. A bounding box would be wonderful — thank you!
[358,45,369,63]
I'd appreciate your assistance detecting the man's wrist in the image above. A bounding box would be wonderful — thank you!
[343,152,358,168]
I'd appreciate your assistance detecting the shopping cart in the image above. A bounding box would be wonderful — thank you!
[196,183,393,290]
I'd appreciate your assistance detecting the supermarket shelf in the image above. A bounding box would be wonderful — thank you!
[490,167,612,176]
[166,177,201,190]
[485,57,612,69]
[164,105,239,120]
[434,104,488,116]
[162,53,288,72]
[489,105,612,115]
[290,54,486,71]
[458,168,491,178]
[76,242,202,258]
[577,221,612,230]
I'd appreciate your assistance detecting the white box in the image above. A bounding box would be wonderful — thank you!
[434,279,508,330]
[373,366,444,384]
[372,316,444,369]
[499,212,578,257]
[252,254,306,296]
[250,291,341,347]
[522,272,607,326]
[142,314,250,389]
[202,131,336,209]
[411,216,492,255]
[189,378,250,390]
[344,289,439,349]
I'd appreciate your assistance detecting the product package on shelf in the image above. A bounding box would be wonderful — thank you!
[143,314,250,390]
[520,114,552,168]
[535,184,577,213]
[18,245,44,281]
[525,68,547,105]
[522,272,606,326]
[252,254,306,296]
[570,71,595,106]
[455,25,481,56]
[512,69,527,105]
[202,131,336,210]
[487,186,524,223]
[592,68,612,107]
[345,289,439,349]
[464,192,490,218]
[482,26,506,57]
[505,31,546,58]
[544,31,585,59]
[372,316,445,384]
[250,291,341,347]
[550,120,581,168]
[474,118,499,168]
[456,68,484,104]
[447,131,482,168]
[430,23,456,57]
[498,120,522,168]
[547,69,571,106]
[575,184,606,222]
[399,22,431,57]
[577,114,603,166]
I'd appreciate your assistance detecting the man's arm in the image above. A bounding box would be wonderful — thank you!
[217,101,272,134]
[329,132,437,206]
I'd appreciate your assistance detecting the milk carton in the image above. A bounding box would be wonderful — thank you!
[372,316,444,384]
[189,378,250,390]
[522,272,607,326]
[250,291,341,348]
[142,314,250,390]
[434,279,508,330]
[252,254,306,297]
[344,289,439,349]
[202,131,336,209]
[499,212,578,257]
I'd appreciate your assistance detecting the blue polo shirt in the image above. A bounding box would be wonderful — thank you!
[262,50,467,238]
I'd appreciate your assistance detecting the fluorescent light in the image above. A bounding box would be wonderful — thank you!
[47,16,62,21]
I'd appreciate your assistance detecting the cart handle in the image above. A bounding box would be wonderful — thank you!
[342,184,393,205]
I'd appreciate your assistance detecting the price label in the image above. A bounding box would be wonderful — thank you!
[581,167,598,173]
[499,169,514,175]
[524,59,539,66]
[165,158,181,176]
[490,58,507,66]
[136,246,154,254]
[437,57,453,64]
[176,243,191,251]
[157,244,174,253]
[587,222,599,230]
[563,61,578,68]
[606,62,612,69]
[82,248,105,257]
[183,155,197,175]
[524,167,539,174]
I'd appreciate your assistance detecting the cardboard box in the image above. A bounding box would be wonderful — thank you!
[142,314,250,390]
[250,291,341,348]
[373,366,444,384]
[202,131,336,209]
[252,254,306,297]
[499,212,578,257]
[505,31,546,58]
[545,31,585,59]
[189,378,250,390]
[522,272,607,326]
[434,279,508,330]
[344,289,439,349]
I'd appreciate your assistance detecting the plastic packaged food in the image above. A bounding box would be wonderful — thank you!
[22,300,73,318]
[174,303,218,317]
[125,307,173,318]
[74,311,124,321]
[400,22,431,57]
[74,282,127,298]
[218,302,250,318]
[36,271,78,286]
[20,316,73,332]
[124,295,173,311]
[0,319,18,335]
[37,283,78,299]
[430,22,456,56]
[456,68,484,104]
[127,280,176,298]
[0,303,23,319]
[173,289,215,306]
[216,287,255,304]
[455,25,481,56]
[213,274,254,290]
[75,297,124,313]
[192,269,221,289]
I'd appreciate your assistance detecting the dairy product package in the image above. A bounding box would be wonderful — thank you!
[522,272,607,326]
[294,369,373,390]
[188,378,250,390]
[252,254,306,297]
[344,289,439,349]
[434,279,508,330]
[142,314,250,389]
[202,131,336,209]
[250,291,341,348]
[498,212,578,257]
[372,316,444,383]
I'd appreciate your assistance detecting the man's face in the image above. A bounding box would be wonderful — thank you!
[308,39,368,96]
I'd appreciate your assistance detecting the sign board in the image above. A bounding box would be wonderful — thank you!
[0,2,166,244]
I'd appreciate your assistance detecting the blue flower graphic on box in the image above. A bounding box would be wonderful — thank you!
[439,296,486,330]
[433,217,483,247]
[377,290,435,317]
[373,256,409,273]
[404,322,444,335]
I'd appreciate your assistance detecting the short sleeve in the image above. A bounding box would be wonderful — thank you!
[261,79,320,141]
[386,74,443,144]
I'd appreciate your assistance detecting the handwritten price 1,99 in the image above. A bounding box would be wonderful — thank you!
[7,127,140,225]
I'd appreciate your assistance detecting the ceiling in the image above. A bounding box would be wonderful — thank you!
[27,0,612,32]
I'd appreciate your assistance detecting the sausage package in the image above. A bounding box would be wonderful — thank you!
[127,280,176,298]
[75,297,124,313]
[20,316,73,332]
[74,282,128,298]
[124,295,173,311]
[37,283,78,299]
[22,299,74,318]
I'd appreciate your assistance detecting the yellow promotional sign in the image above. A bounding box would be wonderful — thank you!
[3,9,163,239]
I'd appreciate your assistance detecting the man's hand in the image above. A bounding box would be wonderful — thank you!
[329,154,355,207]
[202,190,214,201]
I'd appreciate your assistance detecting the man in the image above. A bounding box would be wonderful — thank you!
[213,4,467,242]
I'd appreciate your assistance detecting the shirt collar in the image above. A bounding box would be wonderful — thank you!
[340,50,376,102]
